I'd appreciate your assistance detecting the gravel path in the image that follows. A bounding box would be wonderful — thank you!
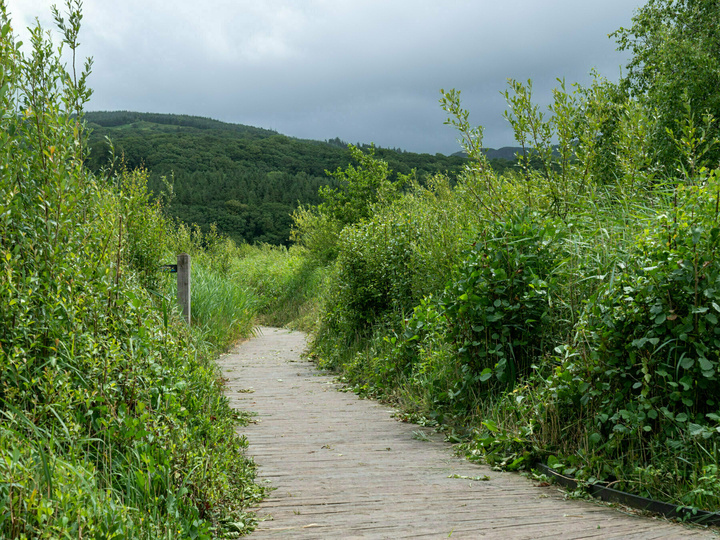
[219,327,714,539]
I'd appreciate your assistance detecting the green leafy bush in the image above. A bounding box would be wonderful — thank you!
[577,172,720,435]
[290,205,342,264]
[0,4,263,536]
[291,144,409,264]
[313,175,478,370]
[440,213,563,388]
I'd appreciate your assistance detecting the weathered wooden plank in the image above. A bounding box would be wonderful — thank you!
[219,327,714,539]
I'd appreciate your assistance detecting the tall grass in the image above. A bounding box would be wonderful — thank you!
[191,263,258,350]
[233,244,326,331]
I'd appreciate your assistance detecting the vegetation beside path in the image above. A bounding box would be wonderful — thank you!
[281,0,720,518]
[0,4,262,537]
[5,0,720,537]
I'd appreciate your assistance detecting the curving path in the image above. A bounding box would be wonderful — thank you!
[219,327,714,539]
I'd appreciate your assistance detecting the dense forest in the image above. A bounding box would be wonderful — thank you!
[84,111,514,245]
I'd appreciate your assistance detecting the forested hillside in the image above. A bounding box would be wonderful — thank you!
[84,111,513,245]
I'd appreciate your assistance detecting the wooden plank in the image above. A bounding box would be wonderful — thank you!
[219,327,714,539]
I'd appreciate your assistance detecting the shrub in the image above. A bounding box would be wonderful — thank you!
[0,4,263,536]
[291,144,409,264]
[440,212,564,388]
[578,173,720,438]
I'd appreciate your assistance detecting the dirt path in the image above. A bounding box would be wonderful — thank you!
[219,327,713,539]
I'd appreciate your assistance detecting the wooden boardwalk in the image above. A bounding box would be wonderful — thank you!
[219,327,714,539]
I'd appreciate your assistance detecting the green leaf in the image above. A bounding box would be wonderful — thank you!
[478,368,493,382]
[692,228,702,246]
[698,357,714,371]
[482,420,499,433]
[675,412,688,423]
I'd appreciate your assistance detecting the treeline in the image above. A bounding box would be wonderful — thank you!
[84,111,512,245]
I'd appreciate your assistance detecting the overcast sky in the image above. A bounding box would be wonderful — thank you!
[6,0,645,155]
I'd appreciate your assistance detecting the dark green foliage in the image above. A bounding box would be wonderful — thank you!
[577,176,720,442]
[84,112,472,246]
[86,110,279,136]
[441,214,562,388]
[613,0,720,168]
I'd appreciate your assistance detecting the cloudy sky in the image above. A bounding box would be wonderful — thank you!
[5,0,645,155]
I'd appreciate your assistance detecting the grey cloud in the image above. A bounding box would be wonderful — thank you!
[7,0,646,154]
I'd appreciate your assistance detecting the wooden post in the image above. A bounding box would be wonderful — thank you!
[177,253,191,325]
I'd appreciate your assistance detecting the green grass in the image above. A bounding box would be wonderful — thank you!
[191,262,259,351]
[233,244,327,331]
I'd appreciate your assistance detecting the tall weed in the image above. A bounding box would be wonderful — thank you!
[0,4,263,536]
[233,244,326,330]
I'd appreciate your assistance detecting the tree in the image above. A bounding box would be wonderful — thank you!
[613,0,720,169]
[317,144,408,227]
[291,145,412,263]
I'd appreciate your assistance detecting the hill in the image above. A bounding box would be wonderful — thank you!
[85,111,512,245]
